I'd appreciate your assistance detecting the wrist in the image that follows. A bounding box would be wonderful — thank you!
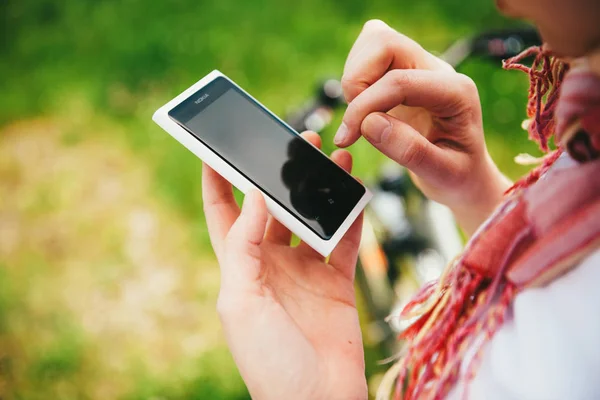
[322,359,368,400]
[449,155,512,236]
[324,379,368,400]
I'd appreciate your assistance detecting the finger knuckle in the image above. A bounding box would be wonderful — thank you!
[340,75,361,100]
[363,20,398,50]
[344,234,362,252]
[435,56,455,72]
[343,100,361,122]
[215,296,229,318]
[202,201,213,216]
[224,233,263,262]
[363,19,389,34]
[216,294,239,319]
[457,73,478,96]
[453,74,482,122]
[402,139,427,169]
[387,69,412,88]
[202,197,226,214]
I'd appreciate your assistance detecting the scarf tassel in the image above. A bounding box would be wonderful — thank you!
[394,266,517,400]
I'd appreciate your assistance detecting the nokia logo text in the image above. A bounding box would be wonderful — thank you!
[194,94,209,104]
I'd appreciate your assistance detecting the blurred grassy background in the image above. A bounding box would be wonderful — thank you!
[0,0,544,399]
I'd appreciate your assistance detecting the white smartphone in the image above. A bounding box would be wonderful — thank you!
[152,70,372,256]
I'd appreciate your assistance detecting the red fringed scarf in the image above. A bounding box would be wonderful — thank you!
[388,47,600,400]
[502,46,569,152]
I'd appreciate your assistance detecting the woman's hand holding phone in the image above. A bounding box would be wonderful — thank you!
[336,20,512,235]
[203,21,513,398]
[204,131,367,400]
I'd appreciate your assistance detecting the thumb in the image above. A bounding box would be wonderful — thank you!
[361,112,458,184]
[218,190,268,318]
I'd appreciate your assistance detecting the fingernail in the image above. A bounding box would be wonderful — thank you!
[334,123,348,145]
[362,114,391,144]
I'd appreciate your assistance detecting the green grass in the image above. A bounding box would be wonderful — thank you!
[0,0,543,398]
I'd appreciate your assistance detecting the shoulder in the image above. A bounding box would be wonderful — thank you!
[458,249,600,400]
[449,152,600,400]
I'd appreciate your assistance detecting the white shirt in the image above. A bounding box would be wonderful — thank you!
[448,155,600,400]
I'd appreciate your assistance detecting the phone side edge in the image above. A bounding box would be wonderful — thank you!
[323,188,373,256]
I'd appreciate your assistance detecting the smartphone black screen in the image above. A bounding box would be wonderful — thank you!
[168,77,365,240]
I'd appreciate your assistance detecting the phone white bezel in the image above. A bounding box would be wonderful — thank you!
[152,70,372,257]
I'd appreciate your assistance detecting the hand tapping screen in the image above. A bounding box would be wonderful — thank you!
[168,77,365,240]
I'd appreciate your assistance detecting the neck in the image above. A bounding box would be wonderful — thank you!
[586,47,600,77]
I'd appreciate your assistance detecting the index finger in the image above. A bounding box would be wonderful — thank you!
[341,20,449,104]
[337,69,478,147]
